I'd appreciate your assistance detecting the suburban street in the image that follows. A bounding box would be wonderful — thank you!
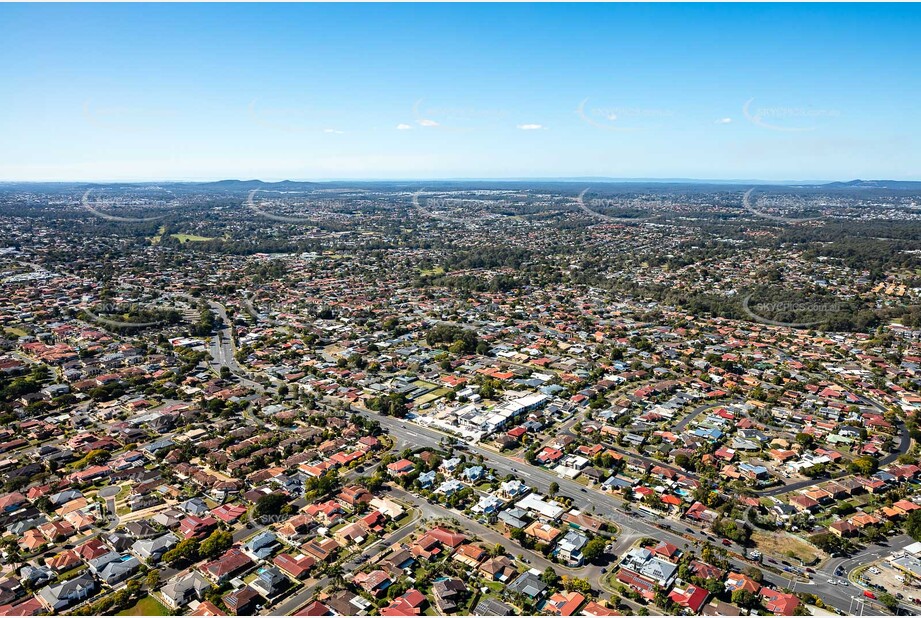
[196,294,910,617]
[346,404,880,613]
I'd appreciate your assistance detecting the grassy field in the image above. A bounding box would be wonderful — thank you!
[415,387,452,405]
[116,595,170,616]
[171,233,215,243]
[149,224,167,244]
[420,266,445,276]
[752,530,822,565]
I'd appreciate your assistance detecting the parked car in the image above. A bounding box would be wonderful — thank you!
[721,539,732,546]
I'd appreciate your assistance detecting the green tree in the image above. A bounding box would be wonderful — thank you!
[582,538,607,564]
[200,530,233,559]
[809,532,847,554]
[878,593,898,612]
[162,538,200,566]
[908,510,921,542]
[255,493,288,519]
[849,455,879,476]
[541,566,559,588]
[145,570,160,590]
[731,589,759,610]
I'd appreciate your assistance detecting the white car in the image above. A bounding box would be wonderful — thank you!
[828,579,837,585]
[838,580,848,587]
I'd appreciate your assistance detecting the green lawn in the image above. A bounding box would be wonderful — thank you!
[393,508,415,528]
[116,595,170,616]
[171,233,215,243]
[415,388,452,405]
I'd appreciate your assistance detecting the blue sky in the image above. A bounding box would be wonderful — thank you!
[1,3,919,182]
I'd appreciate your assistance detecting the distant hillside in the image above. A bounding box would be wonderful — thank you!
[193,179,319,191]
[822,179,921,190]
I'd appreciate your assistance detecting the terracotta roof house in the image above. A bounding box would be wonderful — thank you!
[380,589,426,616]
[453,543,487,568]
[690,560,724,581]
[724,572,761,595]
[353,570,392,597]
[18,530,45,553]
[223,585,262,615]
[44,550,80,572]
[542,591,586,616]
[479,555,518,582]
[829,520,858,537]
[189,600,226,616]
[273,553,315,580]
[386,459,415,477]
[581,600,619,616]
[669,585,709,613]
[426,526,467,549]
[760,589,801,615]
[200,547,254,584]
[296,601,333,616]
[652,541,682,561]
[788,494,819,512]
[525,521,562,544]
[178,515,218,540]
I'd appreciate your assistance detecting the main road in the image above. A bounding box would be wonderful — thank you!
[195,295,886,615]
[345,402,874,614]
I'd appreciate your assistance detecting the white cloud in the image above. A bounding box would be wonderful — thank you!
[418,119,439,127]
[716,117,733,124]
[323,128,344,134]
[517,123,544,130]
[396,123,413,130]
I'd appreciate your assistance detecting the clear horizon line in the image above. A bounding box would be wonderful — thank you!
[2,176,914,185]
